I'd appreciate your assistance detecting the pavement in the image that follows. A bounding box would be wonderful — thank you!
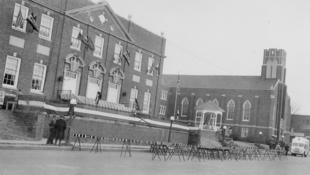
[0,138,150,152]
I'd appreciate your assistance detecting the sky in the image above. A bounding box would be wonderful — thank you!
[94,0,310,115]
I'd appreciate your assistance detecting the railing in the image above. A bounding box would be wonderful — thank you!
[56,90,133,113]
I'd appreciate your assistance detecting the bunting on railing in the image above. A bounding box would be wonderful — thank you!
[78,33,95,51]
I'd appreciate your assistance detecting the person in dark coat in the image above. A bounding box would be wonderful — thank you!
[95,91,102,106]
[46,116,56,144]
[54,116,67,146]
[285,144,290,156]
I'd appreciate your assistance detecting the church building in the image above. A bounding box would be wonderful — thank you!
[157,48,291,143]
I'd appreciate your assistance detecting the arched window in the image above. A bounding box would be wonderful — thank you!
[181,97,189,117]
[226,99,235,120]
[213,98,219,106]
[242,100,251,121]
[196,98,203,106]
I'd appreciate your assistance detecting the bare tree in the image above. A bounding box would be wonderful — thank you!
[291,102,300,115]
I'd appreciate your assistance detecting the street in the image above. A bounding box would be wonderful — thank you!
[0,150,309,175]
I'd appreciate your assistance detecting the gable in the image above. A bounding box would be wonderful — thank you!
[66,3,133,42]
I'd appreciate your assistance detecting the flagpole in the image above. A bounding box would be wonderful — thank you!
[173,74,180,119]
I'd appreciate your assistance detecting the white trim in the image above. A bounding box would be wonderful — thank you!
[2,55,21,89]
[39,14,54,41]
[93,35,104,58]
[70,26,82,51]
[222,123,276,130]
[31,63,47,93]
[11,3,28,33]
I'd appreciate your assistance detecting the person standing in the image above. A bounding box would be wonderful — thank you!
[55,116,67,146]
[95,91,102,106]
[46,115,56,144]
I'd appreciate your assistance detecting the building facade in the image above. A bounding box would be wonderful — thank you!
[0,0,166,119]
[157,49,291,143]
[291,115,310,138]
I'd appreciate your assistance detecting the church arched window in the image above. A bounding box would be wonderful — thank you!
[181,97,189,117]
[242,100,251,121]
[226,99,235,120]
[196,98,203,107]
[213,98,219,106]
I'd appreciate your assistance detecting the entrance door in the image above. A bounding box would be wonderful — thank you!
[106,82,120,103]
[86,77,102,99]
[62,70,80,95]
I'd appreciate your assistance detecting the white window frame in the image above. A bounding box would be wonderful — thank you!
[134,51,142,71]
[39,14,54,41]
[147,57,154,75]
[70,26,82,51]
[2,55,21,89]
[241,128,249,138]
[31,63,47,94]
[142,90,151,114]
[93,35,104,58]
[113,43,122,64]
[161,90,168,101]
[242,100,251,121]
[129,87,138,109]
[195,98,203,106]
[11,3,28,33]
[181,97,189,117]
[226,99,235,120]
[159,105,166,115]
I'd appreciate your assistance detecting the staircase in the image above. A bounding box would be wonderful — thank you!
[0,110,34,141]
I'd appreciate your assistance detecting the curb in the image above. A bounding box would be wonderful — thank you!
[0,143,150,152]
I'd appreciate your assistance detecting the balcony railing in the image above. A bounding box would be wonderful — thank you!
[57,90,132,113]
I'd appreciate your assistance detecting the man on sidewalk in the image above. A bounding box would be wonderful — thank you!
[54,116,67,146]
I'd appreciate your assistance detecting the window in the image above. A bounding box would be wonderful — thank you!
[241,128,249,138]
[159,105,166,115]
[106,81,121,103]
[113,43,122,64]
[12,3,28,32]
[31,63,46,93]
[213,99,219,106]
[196,98,203,106]
[39,14,54,41]
[181,97,189,117]
[161,90,168,101]
[129,88,138,109]
[71,26,82,50]
[226,99,235,120]
[142,91,151,114]
[134,51,142,71]
[2,55,21,89]
[147,57,154,75]
[93,35,104,58]
[242,100,251,121]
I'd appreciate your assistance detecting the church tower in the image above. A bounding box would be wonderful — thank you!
[261,48,286,83]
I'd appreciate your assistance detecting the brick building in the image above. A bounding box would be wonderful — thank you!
[291,115,310,138]
[157,49,291,144]
[0,0,166,119]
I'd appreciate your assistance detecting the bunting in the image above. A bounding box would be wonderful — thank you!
[14,5,24,29]
[78,33,95,51]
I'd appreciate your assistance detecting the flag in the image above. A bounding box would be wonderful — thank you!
[120,49,130,66]
[26,12,38,33]
[14,6,24,28]
[86,36,94,51]
[78,33,94,51]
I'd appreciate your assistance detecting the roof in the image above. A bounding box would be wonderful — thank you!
[161,74,278,90]
[196,101,225,113]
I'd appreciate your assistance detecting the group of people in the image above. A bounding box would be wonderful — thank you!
[46,115,67,146]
